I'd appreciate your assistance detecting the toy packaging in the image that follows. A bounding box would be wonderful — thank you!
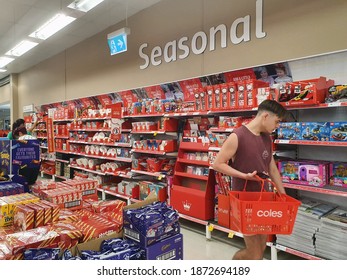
[301,122,330,141]
[278,122,301,140]
[278,160,329,187]
[329,162,347,188]
[329,122,347,141]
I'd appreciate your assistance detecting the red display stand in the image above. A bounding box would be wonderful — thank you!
[170,142,215,220]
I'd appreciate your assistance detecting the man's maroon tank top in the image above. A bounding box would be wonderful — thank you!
[231,125,272,191]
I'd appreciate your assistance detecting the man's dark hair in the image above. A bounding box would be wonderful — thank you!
[257,100,287,119]
[13,126,27,139]
[12,118,25,130]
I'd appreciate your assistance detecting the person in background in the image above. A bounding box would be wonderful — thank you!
[274,65,293,85]
[212,99,287,260]
[7,118,38,140]
[12,126,36,140]
[258,67,275,87]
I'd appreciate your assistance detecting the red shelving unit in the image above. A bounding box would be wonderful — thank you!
[170,142,215,220]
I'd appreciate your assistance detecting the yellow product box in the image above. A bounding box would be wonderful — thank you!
[0,199,12,227]
[0,193,39,227]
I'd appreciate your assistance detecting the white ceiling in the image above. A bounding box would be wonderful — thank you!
[0,0,162,80]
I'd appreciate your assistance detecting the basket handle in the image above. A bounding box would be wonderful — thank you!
[242,175,285,201]
[261,177,286,201]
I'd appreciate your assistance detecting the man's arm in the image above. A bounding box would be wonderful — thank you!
[27,117,39,133]
[269,156,286,194]
[212,133,257,180]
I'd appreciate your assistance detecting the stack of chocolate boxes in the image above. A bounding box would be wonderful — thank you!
[123,201,183,260]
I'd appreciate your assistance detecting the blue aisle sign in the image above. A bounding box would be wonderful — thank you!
[108,33,127,55]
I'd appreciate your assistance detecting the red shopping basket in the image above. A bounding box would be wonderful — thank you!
[229,176,301,235]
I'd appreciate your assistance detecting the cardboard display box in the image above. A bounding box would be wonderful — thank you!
[70,191,158,257]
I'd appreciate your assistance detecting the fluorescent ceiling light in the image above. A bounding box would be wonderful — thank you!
[5,40,39,57]
[29,13,76,40]
[0,69,7,73]
[68,0,104,12]
[0,57,15,68]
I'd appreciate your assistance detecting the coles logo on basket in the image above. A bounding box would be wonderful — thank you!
[257,209,283,218]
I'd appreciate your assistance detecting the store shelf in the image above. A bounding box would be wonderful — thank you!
[283,182,347,197]
[39,146,48,149]
[68,140,131,147]
[131,149,177,156]
[208,107,258,114]
[164,111,209,117]
[178,213,208,225]
[272,243,323,260]
[178,213,244,238]
[131,169,166,179]
[55,159,70,163]
[177,158,210,167]
[56,150,133,162]
[97,187,140,203]
[69,165,106,176]
[53,175,68,181]
[69,128,111,132]
[285,101,347,111]
[123,113,164,118]
[209,127,234,133]
[53,118,73,122]
[174,171,208,181]
[131,131,177,136]
[76,116,111,121]
[274,139,347,147]
[105,171,132,179]
[209,223,244,238]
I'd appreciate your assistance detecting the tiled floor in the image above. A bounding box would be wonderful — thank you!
[180,219,303,260]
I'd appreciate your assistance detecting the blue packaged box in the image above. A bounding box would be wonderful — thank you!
[123,201,180,247]
[301,122,330,141]
[142,233,183,260]
[329,122,347,141]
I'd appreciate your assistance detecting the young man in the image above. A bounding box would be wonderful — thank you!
[212,99,287,260]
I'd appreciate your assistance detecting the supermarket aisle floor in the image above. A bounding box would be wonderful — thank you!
[179,219,302,260]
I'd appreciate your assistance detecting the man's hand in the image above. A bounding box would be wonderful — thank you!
[244,171,258,181]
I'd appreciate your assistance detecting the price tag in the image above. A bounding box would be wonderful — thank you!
[158,175,163,180]
[327,101,341,107]
[153,132,158,137]
[208,224,214,232]
[228,232,235,238]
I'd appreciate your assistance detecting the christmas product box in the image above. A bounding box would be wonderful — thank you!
[13,204,35,231]
[3,226,60,255]
[52,221,84,250]
[40,200,60,223]
[25,202,45,228]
